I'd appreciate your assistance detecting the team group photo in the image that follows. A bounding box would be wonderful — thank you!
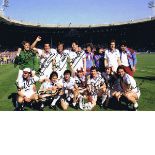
[0,0,155,111]
[12,36,140,111]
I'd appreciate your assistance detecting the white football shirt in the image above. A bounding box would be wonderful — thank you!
[104,49,120,72]
[61,77,76,90]
[87,73,105,95]
[69,50,86,72]
[37,48,58,78]
[122,74,138,93]
[56,50,69,70]
[121,52,129,67]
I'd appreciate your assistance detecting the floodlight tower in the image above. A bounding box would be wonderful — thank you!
[148,0,155,17]
[0,0,9,15]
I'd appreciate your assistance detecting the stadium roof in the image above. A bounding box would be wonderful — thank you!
[0,13,155,28]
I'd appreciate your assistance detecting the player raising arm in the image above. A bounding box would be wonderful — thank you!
[14,41,40,82]
[31,36,58,81]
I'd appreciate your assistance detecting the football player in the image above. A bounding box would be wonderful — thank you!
[87,66,107,110]
[53,43,69,80]
[16,68,39,110]
[15,42,39,83]
[69,41,86,76]
[102,66,118,108]
[74,68,87,110]
[104,40,121,72]
[118,65,140,110]
[39,71,63,110]
[113,65,140,110]
[60,70,79,110]
[31,36,58,81]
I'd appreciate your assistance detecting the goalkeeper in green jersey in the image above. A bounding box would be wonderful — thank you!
[14,41,40,82]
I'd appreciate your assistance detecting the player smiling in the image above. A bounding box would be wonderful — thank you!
[16,68,39,110]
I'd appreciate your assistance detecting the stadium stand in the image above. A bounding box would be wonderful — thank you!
[0,14,155,51]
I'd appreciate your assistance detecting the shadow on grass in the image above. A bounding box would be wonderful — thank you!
[8,93,43,111]
[136,76,155,81]
[103,97,130,111]
[7,93,132,111]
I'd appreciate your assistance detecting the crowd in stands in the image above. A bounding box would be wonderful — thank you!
[0,51,17,65]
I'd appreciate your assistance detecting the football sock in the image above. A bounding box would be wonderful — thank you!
[134,102,138,109]
[51,95,60,106]
[101,94,107,104]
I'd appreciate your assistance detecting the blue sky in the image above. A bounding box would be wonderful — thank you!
[1,0,153,24]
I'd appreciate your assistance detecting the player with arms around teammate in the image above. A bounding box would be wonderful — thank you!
[69,41,86,76]
[16,68,39,111]
[31,36,58,81]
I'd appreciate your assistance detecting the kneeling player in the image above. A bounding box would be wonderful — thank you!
[39,71,63,110]
[60,70,79,110]
[75,68,88,109]
[16,68,39,110]
[114,66,140,110]
[87,66,107,110]
[102,66,118,108]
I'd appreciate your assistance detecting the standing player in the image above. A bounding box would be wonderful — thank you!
[104,40,121,72]
[54,42,69,79]
[87,66,107,110]
[69,41,86,76]
[31,36,58,81]
[14,42,40,82]
[16,68,39,111]
[120,42,137,77]
[85,43,94,75]
[94,47,105,73]
[60,70,79,110]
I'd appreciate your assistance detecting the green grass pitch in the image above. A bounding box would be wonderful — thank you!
[0,53,155,111]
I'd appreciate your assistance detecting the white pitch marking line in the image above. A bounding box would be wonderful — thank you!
[136,69,154,73]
